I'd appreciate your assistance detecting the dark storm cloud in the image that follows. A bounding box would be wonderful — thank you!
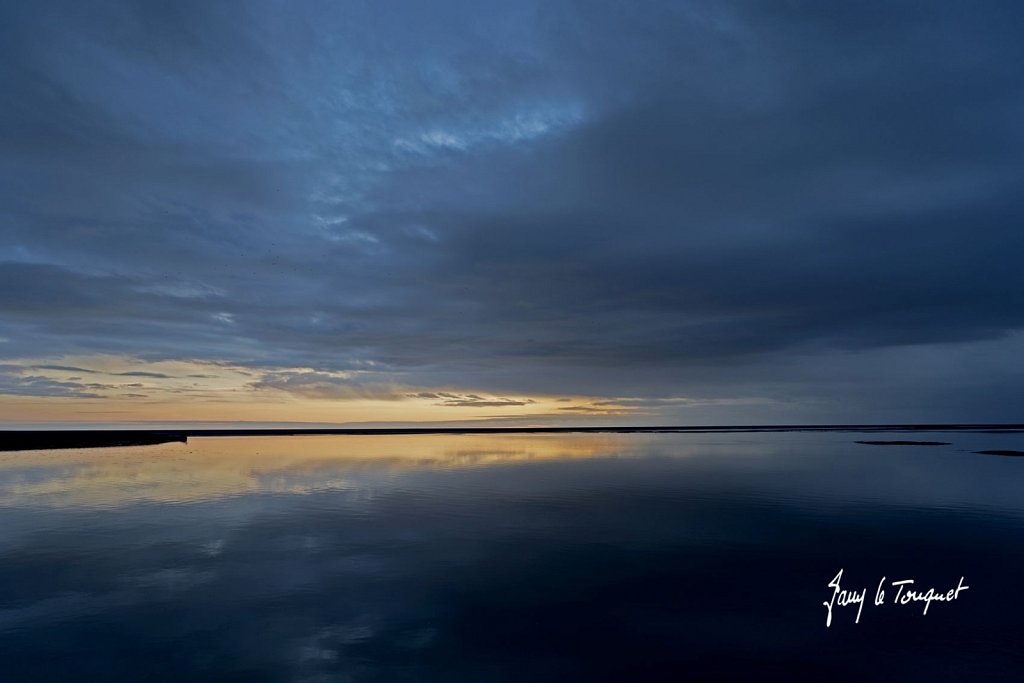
[2,0,1023,418]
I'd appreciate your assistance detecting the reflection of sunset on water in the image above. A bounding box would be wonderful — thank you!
[0,433,646,508]
[2,430,1024,681]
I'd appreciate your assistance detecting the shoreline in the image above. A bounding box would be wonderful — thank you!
[1,424,1022,452]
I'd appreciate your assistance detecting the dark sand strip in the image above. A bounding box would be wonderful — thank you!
[0,431,187,452]
[855,440,952,446]
[1,425,1022,452]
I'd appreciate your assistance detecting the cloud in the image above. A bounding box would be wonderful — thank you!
[251,372,539,409]
[0,365,101,399]
[433,395,536,408]
[31,365,172,379]
[1,1,1023,420]
[250,371,408,401]
[33,365,99,374]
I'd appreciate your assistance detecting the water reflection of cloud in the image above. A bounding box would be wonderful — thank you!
[2,432,1024,680]
[0,434,638,509]
[3,432,1024,514]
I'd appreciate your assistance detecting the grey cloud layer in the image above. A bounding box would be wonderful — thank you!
[2,0,1023,420]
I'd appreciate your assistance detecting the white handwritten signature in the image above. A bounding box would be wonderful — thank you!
[823,568,969,627]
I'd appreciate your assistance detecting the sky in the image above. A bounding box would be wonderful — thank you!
[1,0,1023,427]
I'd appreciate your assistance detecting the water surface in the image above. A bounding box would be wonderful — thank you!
[1,431,1023,681]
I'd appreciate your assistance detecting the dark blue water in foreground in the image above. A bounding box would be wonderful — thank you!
[1,431,1023,681]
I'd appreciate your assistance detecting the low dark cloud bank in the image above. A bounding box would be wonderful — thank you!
[1,1,1023,420]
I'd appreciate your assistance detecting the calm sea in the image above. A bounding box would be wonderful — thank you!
[1,431,1023,681]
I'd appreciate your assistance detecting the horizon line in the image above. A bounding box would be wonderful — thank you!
[2,423,1024,453]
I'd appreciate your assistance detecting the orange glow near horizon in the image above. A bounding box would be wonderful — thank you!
[0,432,659,508]
[0,355,638,427]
